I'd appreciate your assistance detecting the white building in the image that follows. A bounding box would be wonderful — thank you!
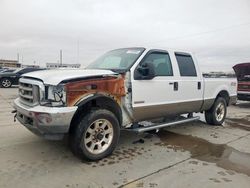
[0,59,21,68]
[46,63,81,69]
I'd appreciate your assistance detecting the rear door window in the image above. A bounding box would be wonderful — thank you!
[175,53,197,77]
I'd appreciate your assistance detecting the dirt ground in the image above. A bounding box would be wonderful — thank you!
[0,87,250,188]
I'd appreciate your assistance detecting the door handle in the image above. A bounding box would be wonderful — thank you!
[169,82,178,91]
[198,82,201,90]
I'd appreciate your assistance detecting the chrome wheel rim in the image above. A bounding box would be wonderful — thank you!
[215,102,225,122]
[2,79,11,87]
[84,119,114,155]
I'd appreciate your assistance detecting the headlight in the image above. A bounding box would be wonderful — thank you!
[41,84,66,107]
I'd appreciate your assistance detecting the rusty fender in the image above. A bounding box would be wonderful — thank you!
[64,75,133,126]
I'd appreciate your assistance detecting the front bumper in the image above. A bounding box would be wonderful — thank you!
[13,98,78,140]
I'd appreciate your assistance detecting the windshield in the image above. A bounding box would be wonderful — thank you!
[87,48,145,71]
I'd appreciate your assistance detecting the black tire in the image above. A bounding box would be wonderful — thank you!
[69,109,120,161]
[0,78,12,88]
[205,97,227,125]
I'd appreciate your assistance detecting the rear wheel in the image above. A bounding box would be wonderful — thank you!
[205,97,227,125]
[69,109,120,161]
[1,78,12,88]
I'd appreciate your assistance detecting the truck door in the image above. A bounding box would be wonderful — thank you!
[131,50,181,121]
[174,52,203,112]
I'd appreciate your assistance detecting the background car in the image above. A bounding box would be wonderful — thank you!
[0,68,16,73]
[0,67,45,88]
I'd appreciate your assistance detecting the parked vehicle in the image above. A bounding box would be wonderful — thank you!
[0,68,44,88]
[13,47,237,160]
[0,68,16,73]
[0,68,6,73]
[0,68,11,73]
[233,63,250,101]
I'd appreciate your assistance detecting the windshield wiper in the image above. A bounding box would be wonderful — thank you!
[110,69,127,74]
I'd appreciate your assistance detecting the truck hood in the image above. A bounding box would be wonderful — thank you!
[23,69,118,85]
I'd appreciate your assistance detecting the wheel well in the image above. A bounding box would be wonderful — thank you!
[0,77,6,81]
[0,77,12,82]
[69,96,122,133]
[1,77,10,80]
[216,90,230,105]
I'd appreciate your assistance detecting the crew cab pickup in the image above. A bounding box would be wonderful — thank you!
[13,47,237,160]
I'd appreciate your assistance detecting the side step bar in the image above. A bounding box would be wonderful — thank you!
[127,116,200,133]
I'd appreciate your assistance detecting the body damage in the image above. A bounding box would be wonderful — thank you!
[64,74,134,126]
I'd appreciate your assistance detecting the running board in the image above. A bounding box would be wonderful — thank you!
[127,116,200,133]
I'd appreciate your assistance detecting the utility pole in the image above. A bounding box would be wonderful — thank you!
[17,53,19,63]
[60,50,63,66]
[77,40,79,64]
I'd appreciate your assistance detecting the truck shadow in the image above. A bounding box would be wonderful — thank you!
[45,118,250,167]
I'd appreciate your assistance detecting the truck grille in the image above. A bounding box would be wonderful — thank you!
[19,80,40,106]
[19,82,34,103]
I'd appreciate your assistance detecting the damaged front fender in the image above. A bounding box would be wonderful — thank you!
[65,75,131,126]
[65,75,126,107]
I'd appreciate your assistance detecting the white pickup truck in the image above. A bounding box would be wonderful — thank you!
[13,47,237,160]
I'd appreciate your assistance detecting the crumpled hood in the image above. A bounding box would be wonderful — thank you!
[23,69,118,85]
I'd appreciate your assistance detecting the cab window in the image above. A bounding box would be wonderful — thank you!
[141,52,173,76]
[175,53,197,77]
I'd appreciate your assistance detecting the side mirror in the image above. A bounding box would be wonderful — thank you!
[134,63,155,80]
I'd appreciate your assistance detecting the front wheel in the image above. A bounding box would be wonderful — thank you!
[69,109,120,161]
[1,78,12,88]
[205,97,227,125]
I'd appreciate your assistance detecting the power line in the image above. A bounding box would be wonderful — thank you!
[148,22,250,45]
